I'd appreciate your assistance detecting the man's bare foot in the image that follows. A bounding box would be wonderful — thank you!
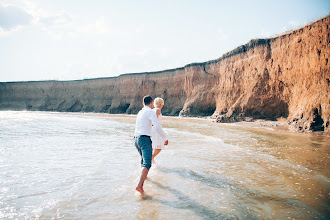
[136,186,144,195]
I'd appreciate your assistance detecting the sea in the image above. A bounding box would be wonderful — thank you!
[0,111,329,219]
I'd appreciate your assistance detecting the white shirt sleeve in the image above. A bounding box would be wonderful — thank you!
[148,110,167,141]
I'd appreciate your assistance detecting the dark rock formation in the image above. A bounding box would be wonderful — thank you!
[0,15,329,132]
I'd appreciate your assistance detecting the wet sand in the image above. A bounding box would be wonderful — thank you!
[1,111,329,219]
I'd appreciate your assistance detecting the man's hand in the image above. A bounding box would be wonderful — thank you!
[164,140,169,145]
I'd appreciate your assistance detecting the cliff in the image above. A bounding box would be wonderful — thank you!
[0,15,329,132]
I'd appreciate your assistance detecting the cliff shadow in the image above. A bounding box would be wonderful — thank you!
[101,104,111,113]
[244,96,289,120]
[109,103,130,114]
[310,106,325,131]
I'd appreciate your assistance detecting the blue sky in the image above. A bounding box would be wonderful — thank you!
[0,0,329,82]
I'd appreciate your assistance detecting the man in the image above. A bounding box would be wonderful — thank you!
[134,95,168,195]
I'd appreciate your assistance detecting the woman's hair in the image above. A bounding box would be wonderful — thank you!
[154,97,164,107]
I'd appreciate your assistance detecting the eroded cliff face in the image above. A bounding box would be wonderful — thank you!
[0,16,329,132]
[180,15,330,132]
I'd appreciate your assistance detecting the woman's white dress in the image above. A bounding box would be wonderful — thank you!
[151,108,165,149]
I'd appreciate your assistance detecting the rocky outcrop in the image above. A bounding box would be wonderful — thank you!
[0,15,329,132]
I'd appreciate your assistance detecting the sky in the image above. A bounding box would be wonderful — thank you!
[0,0,329,82]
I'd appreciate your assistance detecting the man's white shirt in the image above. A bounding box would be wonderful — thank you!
[135,106,167,141]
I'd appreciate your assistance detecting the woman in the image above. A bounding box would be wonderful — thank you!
[151,97,166,164]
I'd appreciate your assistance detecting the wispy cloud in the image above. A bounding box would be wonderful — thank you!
[281,19,301,33]
[260,29,272,38]
[0,0,112,39]
[288,19,300,28]
[53,46,172,80]
[218,28,228,40]
[0,3,33,34]
[39,11,72,27]
[76,17,112,37]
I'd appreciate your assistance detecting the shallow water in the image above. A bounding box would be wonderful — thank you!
[0,111,329,219]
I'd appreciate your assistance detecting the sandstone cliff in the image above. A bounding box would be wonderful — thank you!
[0,16,329,132]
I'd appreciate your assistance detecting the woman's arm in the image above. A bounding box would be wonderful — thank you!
[149,111,167,141]
[156,109,161,118]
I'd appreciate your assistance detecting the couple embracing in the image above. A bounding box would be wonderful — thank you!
[134,95,168,195]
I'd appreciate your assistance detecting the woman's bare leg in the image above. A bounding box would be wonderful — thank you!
[152,149,162,163]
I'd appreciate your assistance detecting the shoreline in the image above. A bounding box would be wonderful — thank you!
[1,110,329,136]
[207,117,330,136]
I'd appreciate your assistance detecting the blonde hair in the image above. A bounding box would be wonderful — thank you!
[153,97,164,108]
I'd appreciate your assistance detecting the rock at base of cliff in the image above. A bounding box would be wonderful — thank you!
[216,114,254,123]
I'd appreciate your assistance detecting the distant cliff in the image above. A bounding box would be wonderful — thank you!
[0,15,329,132]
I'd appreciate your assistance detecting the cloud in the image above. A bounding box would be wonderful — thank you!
[0,1,112,39]
[0,4,33,32]
[289,20,300,28]
[76,16,112,36]
[71,47,173,78]
[39,11,72,27]
[260,29,272,38]
[281,19,301,34]
[218,28,228,40]
[38,11,75,40]
[42,16,112,40]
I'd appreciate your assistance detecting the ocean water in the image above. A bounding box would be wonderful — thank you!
[0,111,329,219]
